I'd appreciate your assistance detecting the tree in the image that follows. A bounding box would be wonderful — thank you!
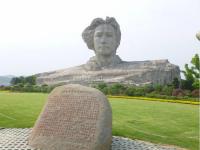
[181,54,200,90]
[94,82,109,95]
[191,54,200,89]
[162,85,173,96]
[172,77,180,89]
[154,84,162,93]
[134,87,145,96]
[25,75,36,85]
[10,77,21,85]
[10,75,36,85]
[96,82,107,90]
[109,83,126,95]
[143,84,154,93]
[125,87,136,96]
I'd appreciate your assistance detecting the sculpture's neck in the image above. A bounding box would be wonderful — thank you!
[95,54,122,67]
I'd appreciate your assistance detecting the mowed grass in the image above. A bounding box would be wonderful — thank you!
[110,98,199,150]
[0,92,199,150]
[0,92,47,128]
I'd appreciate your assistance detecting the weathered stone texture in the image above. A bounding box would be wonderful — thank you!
[28,84,112,150]
[36,59,180,86]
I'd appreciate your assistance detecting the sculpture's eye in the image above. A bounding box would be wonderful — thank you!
[95,32,103,37]
[106,32,113,37]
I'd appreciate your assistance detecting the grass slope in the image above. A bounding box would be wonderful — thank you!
[0,92,199,150]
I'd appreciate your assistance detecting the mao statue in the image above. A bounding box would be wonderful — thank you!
[36,17,180,86]
[82,17,122,70]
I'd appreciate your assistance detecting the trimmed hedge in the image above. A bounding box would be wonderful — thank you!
[108,95,199,105]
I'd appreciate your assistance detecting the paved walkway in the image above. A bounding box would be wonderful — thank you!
[0,128,185,150]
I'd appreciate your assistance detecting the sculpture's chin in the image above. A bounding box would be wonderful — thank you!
[95,50,115,57]
[101,53,114,57]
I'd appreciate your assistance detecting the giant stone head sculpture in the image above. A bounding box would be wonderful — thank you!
[82,17,121,57]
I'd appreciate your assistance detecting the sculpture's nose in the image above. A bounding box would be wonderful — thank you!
[100,36,107,44]
[101,40,106,44]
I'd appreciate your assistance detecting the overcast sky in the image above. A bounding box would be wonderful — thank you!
[0,0,199,77]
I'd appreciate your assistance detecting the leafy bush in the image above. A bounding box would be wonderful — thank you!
[33,85,41,92]
[143,84,154,93]
[153,84,163,94]
[94,82,109,95]
[162,86,173,96]
[134,87,145,96]
[96,82,107,90]
[108,83,126,95]
[172,77,180,88]
[125,87,136,96]
[0,86,11,91]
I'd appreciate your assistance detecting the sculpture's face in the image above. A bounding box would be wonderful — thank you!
[94,24,117,56]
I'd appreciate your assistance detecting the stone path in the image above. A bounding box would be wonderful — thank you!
[0,128,185,150]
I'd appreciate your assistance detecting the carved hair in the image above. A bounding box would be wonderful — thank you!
[82,17,121,50]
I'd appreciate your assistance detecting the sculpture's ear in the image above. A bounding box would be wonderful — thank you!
[82,27,94,50]
[82,18,105,51]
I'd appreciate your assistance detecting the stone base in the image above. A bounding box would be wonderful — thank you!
[36,60,180,86]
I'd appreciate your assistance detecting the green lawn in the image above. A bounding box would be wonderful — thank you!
[0,92,47,127]
[0,92,199,150]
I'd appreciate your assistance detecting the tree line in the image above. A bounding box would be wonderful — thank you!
[1,75,55,93]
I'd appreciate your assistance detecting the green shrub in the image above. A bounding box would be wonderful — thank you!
[154,84,162,93]
[100,87,109,95]
[23,83,33,92]
[96,82,107,90]
[172,77,180,88]
[109,83,126,95]
[33,85,41,92]
[143,84,154,93]
[94,82,109,95]
[125,87,136,96]
[162,86,173,96]
[134,87,145,96]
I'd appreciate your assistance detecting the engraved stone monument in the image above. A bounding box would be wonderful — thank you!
[28,84,112,150]
[36,17,180,86]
